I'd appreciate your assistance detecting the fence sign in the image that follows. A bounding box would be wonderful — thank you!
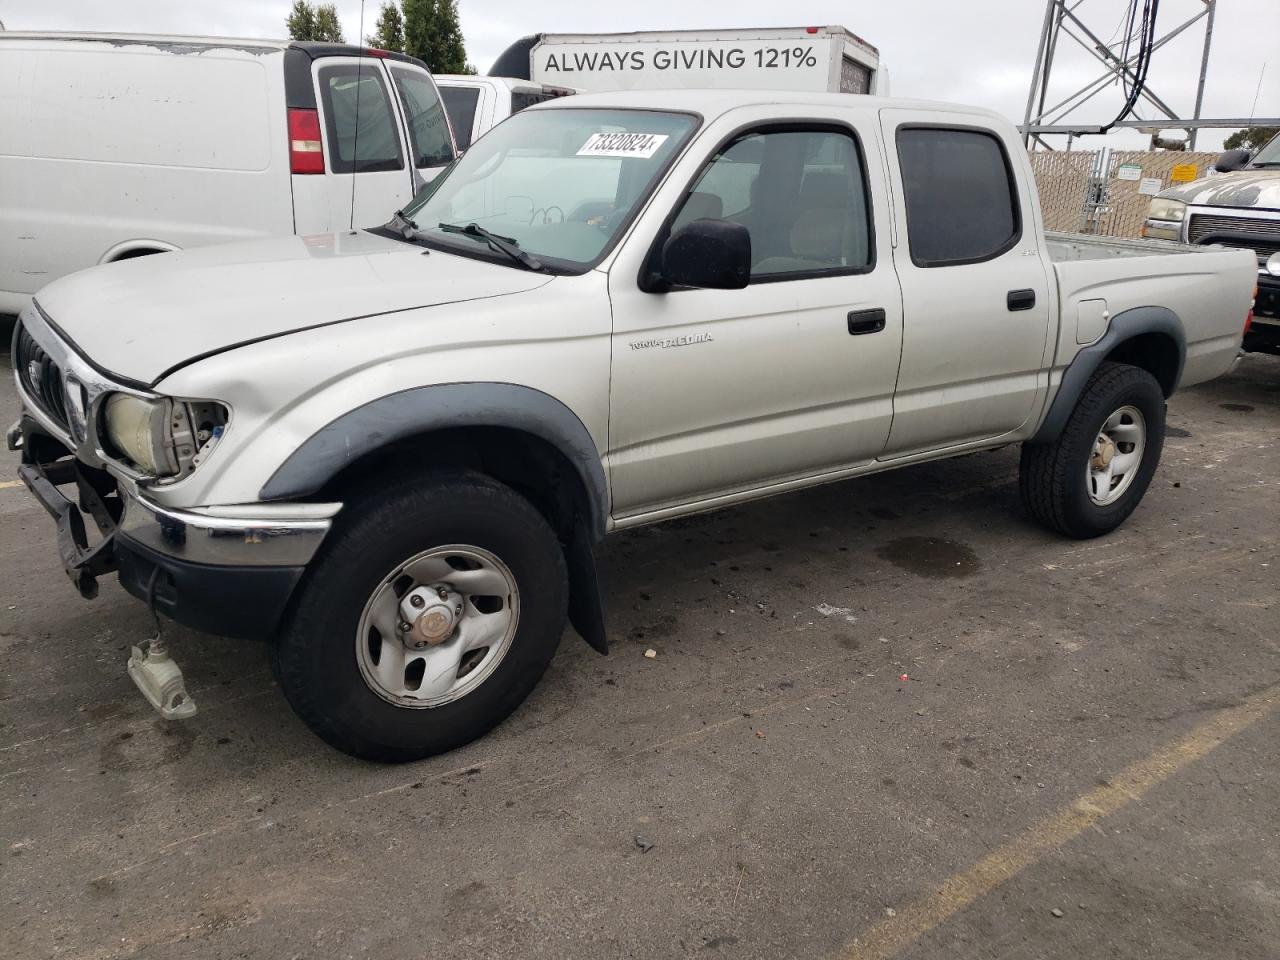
[1028,149,1221,239]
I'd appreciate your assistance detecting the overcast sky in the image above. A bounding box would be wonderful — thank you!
[1,0,1276,150]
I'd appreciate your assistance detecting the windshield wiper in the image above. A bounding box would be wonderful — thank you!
[437,222,544,271]
[385,208,420,240]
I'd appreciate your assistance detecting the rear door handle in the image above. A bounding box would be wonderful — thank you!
[847,308,886,335]
[1007,289,1037,311]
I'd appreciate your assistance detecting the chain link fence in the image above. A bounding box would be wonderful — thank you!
[1028,150,1221,238]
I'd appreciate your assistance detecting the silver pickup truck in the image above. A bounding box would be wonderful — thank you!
[11,90,1257,761]
[1143,130,1280,354]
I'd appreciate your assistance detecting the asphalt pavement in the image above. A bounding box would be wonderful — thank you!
[1,347,1277,960]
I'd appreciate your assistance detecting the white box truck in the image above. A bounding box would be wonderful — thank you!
[489,26,887,97]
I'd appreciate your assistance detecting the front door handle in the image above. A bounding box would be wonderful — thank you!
[848,308,886,335]
[1007,289,1037,311]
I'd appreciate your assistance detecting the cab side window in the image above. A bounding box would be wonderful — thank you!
[670,126,874,282]
[317,65,404,173]
[896,127,1020,266]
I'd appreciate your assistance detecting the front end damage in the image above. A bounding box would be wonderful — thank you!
[10,308,339,720]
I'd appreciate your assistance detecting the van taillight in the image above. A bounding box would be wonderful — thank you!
[288,108,324,175]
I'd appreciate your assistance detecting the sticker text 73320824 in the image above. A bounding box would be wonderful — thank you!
[576,132,670,159]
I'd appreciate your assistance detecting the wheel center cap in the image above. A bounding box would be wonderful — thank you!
[1092,436,1117,469]
[400,585,459,647]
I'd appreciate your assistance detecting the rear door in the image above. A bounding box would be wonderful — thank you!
[387,64,456,184]
[312,57,413,228]
[877,112,1053,456]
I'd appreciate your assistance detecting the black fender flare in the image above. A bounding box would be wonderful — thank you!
[1031,306,1186,444]
[260,382,609,537]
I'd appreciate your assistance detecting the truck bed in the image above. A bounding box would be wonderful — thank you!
[1045,232,1257,390]
[1046,231,1220,262]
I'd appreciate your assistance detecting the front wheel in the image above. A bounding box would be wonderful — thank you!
[273,471,568,762]
[1020,362,1166,539]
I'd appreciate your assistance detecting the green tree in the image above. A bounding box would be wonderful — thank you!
[367,1,405,52]
[1223,126,1278,152]
[313,3,345,42]
[403,0,470,74]
[285,0,315,40]
[285,1,344,42]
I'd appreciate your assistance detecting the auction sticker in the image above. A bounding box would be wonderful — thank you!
[577,132,669,159]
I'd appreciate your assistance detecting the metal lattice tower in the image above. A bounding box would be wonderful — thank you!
[1022,0,1219,149]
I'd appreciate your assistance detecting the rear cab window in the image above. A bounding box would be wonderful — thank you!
[316,63,404,173]
[510,91,555,113]
[439,85,480,150]
[896,127,1021,266]
[390,67,455,167]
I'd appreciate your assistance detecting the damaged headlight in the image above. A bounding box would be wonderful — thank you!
[1146,197,1187,222]
[101,394,228,480]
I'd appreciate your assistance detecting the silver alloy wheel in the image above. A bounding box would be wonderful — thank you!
[355,545,520,708]
[1086,404,1146,506]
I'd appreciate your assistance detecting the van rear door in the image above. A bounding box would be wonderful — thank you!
[298,56,414,231]
[386,65,456,182]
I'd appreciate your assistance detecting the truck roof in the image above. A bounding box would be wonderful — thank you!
[434,74,575,96]
[527,88,1004,124]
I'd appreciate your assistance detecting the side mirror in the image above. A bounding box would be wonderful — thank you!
[655,219,751,290]
[1214,148,1252,173]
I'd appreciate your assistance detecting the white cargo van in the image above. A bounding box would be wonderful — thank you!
[434,75,574,151]
[488,26,888,97]
[0,33,456,315]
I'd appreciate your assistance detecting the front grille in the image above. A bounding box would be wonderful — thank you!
[1188,213,1280,266]
[14,320,70,432]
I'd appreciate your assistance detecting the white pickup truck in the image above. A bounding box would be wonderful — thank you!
[434,74,574,151]
[12,91,1256,761]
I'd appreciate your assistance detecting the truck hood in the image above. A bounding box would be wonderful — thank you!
[34,230,552,386]
[1159,169,1280,210]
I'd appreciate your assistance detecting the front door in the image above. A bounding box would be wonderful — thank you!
[606,120,904,520]
[878,112,1053,456]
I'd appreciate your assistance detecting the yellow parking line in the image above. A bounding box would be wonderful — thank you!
[0,480,23,491]
[841,687,1278,960]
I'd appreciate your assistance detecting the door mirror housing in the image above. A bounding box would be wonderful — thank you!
[1214,148,1252,173]
[653,219,751,291]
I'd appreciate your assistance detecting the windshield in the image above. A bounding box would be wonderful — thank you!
[400,108,698,271]
[1250,133,1280,167]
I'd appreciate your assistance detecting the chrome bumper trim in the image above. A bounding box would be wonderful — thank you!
[119,488,340,568]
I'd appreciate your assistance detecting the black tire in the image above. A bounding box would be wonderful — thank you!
[1020,362,1166,539]
[273,470,568,762]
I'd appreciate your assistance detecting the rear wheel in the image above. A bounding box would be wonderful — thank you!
[273,471,568,762]
[1020,362,1165,539]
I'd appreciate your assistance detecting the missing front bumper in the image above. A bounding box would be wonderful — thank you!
[16,423,340,639]
[18,459,120,599]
